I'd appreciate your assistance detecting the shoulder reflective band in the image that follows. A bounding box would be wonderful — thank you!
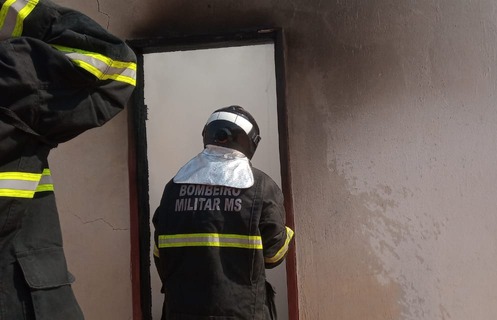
[0,168,53,198]
[0,0,38,40]
[51,44,137,86]
[205,111,253,135]
[158,233,263,250]
[264,227,294,265]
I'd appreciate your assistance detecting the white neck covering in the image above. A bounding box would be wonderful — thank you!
[173,145,254,188]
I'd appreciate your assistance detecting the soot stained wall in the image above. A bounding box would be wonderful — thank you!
[50,1,497,319]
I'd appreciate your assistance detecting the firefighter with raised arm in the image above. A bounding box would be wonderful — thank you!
[0,0,137,318]
[153,105,294,320]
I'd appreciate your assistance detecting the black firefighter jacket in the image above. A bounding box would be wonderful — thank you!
[153,167,295,320]
[0,0,136,319]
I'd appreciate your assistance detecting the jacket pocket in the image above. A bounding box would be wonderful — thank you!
[16,247,74,289]
[16,247,84,320]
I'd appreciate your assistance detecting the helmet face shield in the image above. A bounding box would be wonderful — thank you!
[202,106,261,159]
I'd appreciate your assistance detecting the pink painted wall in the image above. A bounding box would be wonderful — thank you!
[50,1,497,319]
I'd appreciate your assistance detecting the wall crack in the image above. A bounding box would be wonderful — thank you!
[74,214,128,231]
[96,0,110,29]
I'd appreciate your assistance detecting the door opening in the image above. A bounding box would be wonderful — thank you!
[129,29,297,320]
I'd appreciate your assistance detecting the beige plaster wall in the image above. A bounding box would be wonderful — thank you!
[50,114,133,320]
[49,0,497,319]
[49,2,135,319]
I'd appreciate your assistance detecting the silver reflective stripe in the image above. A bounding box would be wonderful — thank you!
[0,0,18,39]
[158,233,263,249]
[0,169,53,198]
[51,45,137,86]
[0,0,39,40]
[205,111,253,135]
[0,178,38,191]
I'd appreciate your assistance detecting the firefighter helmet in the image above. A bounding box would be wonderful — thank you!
[202,105,261,159]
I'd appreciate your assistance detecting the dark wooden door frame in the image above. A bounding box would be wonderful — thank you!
[127,28,298,320]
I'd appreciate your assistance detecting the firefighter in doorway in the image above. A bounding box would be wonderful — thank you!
[0,0,136,318]
[153,105,294,320]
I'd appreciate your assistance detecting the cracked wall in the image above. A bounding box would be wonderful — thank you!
[50,0,497,319]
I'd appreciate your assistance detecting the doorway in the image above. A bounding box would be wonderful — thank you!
[129,29,297,320]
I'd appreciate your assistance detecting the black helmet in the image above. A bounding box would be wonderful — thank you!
[202,105,261,159]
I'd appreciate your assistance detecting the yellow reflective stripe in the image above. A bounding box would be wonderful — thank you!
[264,227,294,264]
[0,0,38,38]
[51,44,137,86]
[0,169,53,198]
[158,233,263,249]
[35,184,54,192]
[0,189,35,198]
[0,171,40,198]
[153,244,159,258]
[12,0,37,36]
[0,171,40,181]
